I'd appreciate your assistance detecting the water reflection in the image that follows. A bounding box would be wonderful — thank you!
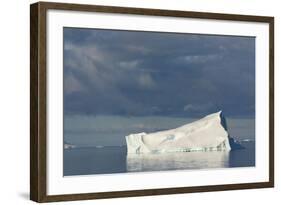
[126,151,230,172]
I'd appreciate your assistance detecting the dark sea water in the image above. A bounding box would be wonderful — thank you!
[63,141,255,176]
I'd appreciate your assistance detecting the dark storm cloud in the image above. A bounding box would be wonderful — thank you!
[63,27,255,118]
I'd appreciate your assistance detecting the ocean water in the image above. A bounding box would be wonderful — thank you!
[63,115,255,176]
[64,141,255,176]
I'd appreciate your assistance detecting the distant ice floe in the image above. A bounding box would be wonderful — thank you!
[125,111,242,154]
[63,141,76,149]
[241,139,254,142]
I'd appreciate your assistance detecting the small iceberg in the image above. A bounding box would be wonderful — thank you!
[63,141,76,149]
[241,139,253,142]
[125,111,243,154]
[95,145,104,148]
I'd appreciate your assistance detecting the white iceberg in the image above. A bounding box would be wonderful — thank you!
[63,141,76,149]
[125,111,233,154]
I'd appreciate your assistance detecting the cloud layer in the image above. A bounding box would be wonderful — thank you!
[63,28,255,118]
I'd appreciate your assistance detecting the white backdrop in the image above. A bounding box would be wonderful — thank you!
[0,0,279,204]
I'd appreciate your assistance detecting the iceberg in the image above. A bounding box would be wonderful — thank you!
[125,111,240,154]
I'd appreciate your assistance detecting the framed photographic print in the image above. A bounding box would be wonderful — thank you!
[30,1,274,202]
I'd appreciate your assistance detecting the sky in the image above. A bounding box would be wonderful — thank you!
[63,27,255,118]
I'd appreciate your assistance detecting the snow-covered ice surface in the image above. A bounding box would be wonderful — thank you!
[125,111,232,154]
